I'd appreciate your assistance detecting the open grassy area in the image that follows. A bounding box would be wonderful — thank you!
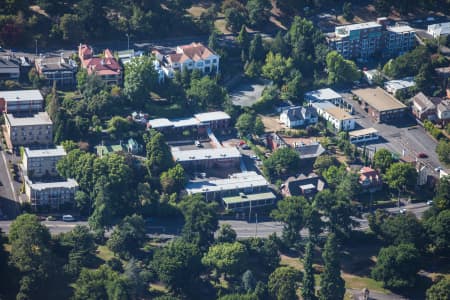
[96,245,115,262]
[145,101,189,119]
[187,5,207,18]
[214,19,232,34]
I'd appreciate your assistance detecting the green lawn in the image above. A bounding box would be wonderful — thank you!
[145,102,188,119]
[96,245,115,262]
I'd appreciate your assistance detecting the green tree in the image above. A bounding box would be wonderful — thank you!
[271,196,309,246]
[124,55,158,107]
[59,225,96,278]
[271,31,289,57]
[262,52,293,86]
[160,164,187,194]
[371,243,421,289]
[107,214,146,259]
[243,236,280,277]
[248,34,265,62]
[268,266,302,300]
[187,76,227,109]
[152,239,202,296]
[326,51,360,85]
[263,147,301,180]
[302,241,316,300]
[434,176,450,211]
[342,2,354,21]
[224,5,247,32]
[437,140,450,165]
[208,30,219,51]
[426,210,450,255]
[246,0,271,28]
[319,233,345,300]
[107,116,133,140]
[9,214,53,299]
[377,213,427,249]
[313,155,337,175]
[235,112,259,137]
[242,269,257,292]
[179,194,218,249]
[146,130,173,176]
[254,116,265,136]
[426,278,450,300]
[385,162,418,192]
[373,148,393,173]
[59,14,83,41]
[202,242,248,279]
[217,224,237,243]
[237,25,250,51]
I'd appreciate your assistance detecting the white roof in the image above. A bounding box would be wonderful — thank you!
[172,117,199,128]
[349,127,378,137]
[384,77,415,91]
[194,111,231,123]
[24,146,66,158]
[186,171,268,194]
[6,112,52,127]
[387,25,415,33]
[171,146,241,162]
[428,22,450,35]
[0,90,43,102]
[305,88,342,101]
[335,21,382,36]
[25,176,78,190]
[148,118,173,128]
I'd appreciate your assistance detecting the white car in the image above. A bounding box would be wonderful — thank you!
[62,214,75,222]
[399,208,407,214]
[427,200,433,205]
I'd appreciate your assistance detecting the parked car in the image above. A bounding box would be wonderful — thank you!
[62,215,75,222]
[195,140,202,147]
[399,208,407,214]
[427,200,433,205]
[417,152,428,158]
[46,216,57,221]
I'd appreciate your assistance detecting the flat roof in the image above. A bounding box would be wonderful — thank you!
[222,191,276,204]
[335,21,382,37]
[305,88,342,101]
[194,111,231,122]
[387,25,415,33]
[171,146,241,162]
[349,127,378,137]
[324,107,354,121]
[25,176,78,190]
[172,117,199,128]
[186,171,268,194]
[384,77,415,91]
[24,146,66,158]
[148,118,173,128]
[352,87,407,112]
[6,112,52,127]
[0,90,43,102]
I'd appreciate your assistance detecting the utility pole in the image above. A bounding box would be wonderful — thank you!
[126,33,130,51]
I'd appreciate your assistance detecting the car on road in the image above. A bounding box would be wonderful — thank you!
[400,208,407,214]
[427,200,433,205]
[62,215,75,222]
[46,216,57,221]
[195,140,202,147]
[417,152,428,158]
[250,155,258,160]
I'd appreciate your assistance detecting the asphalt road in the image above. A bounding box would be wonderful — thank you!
[0,151,20,219]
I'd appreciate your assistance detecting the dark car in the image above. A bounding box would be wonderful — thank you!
[417,152,428,158]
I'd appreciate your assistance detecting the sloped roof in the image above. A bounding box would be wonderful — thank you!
[283,173,326,196]
[412,92,436,112]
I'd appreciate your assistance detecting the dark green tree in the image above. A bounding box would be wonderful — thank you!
[160,164,187,194]
[248,34,265,62]
[268,266,302,300]
[426,210,450,255]
[146,130,173,177]
[426,278,450,300]
[434,176,450,211]
[217,224,237,243]
[202,242,248,279]
[124,55,158,107]
[385,162,418,192]
[319,233,345,300]
[302,241,316,300]
[373,148,393,173]
[263,147,301,180]
[107,214,146,259]
[187,76,227,109]
[342,2,354,21]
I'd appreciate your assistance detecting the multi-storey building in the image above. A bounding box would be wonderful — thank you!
[428,22,450,38]
[22,146,66,178]
[4,112,53,148]
[24,176,78,209]
[327,18,416,60]
[153,42,220,78]
[0,90,43,113]
[0,56,20,81]
[78,44,122,85]
[311,101,355,131]
[35,54,78,87]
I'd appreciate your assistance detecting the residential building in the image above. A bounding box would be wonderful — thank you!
[0,90,43,113]
[4,112,53,148]
[0,56,20,81]
[437,100,450,124]
[384,25,416,58]
[327,21,383,60]
[22,146,66,178]
[266,134,325,160]
[427,22,450,38]
[186,171,272,202]
[193,111,231,130]
[281,173,326,199]
[153,42,220,78]
[353,87,408,123]
[96,138,143,156]
[171,146,241,169]
[311,101,355,131]
[24,176,78,209]
[327,18,415,60]
[305,88,343,104]
[222,192,276,211]
[349,128,379,144]
[294,142,326,160]
[359,167,383,191]
[279,106,318,128]
[384,77,415,94]
[35,54,78,87]
[78,44,122,85]
[411,92,438,121]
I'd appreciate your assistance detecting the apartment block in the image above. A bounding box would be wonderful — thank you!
[0,90,43,113]
[24,176,78,209]
[35,55,78,87]
[384,25,416,58]
[311,101,355,131]
[4,112,53,148]
[22,146,66,178]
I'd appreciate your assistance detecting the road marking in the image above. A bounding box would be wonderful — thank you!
[0,151,18,204]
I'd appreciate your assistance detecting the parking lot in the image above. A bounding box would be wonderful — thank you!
[341,92,442,172]
[229,78,270,107]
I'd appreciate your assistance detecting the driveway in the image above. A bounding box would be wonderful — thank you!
[229,78,270,107]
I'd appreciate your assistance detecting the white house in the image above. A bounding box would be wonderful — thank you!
[384,77,415,94]
[363,69,382,84]
[153,43,220,78]
[312,101,355,131]
[305,88,343,104]
[279,106,318,128]
[437,100,450,123]
[427,22,450,38]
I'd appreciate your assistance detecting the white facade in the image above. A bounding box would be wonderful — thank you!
[24,176,78,209]
[428,22,450,38]
[384,77,415,94]
[0,90,44,113]
[23,146,66,177]
[305,88,343,104]
[279,106,318,128]
[312,101,355,131]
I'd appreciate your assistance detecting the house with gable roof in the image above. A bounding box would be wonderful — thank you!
[78,44,122,85]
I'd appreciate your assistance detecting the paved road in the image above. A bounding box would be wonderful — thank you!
[0,151,20,219]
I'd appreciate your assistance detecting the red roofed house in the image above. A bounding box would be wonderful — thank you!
[359,167,383,191]
[78,44,122,85]
[153,42,220,78]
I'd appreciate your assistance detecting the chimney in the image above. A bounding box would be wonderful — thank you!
[101,59,105,66]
